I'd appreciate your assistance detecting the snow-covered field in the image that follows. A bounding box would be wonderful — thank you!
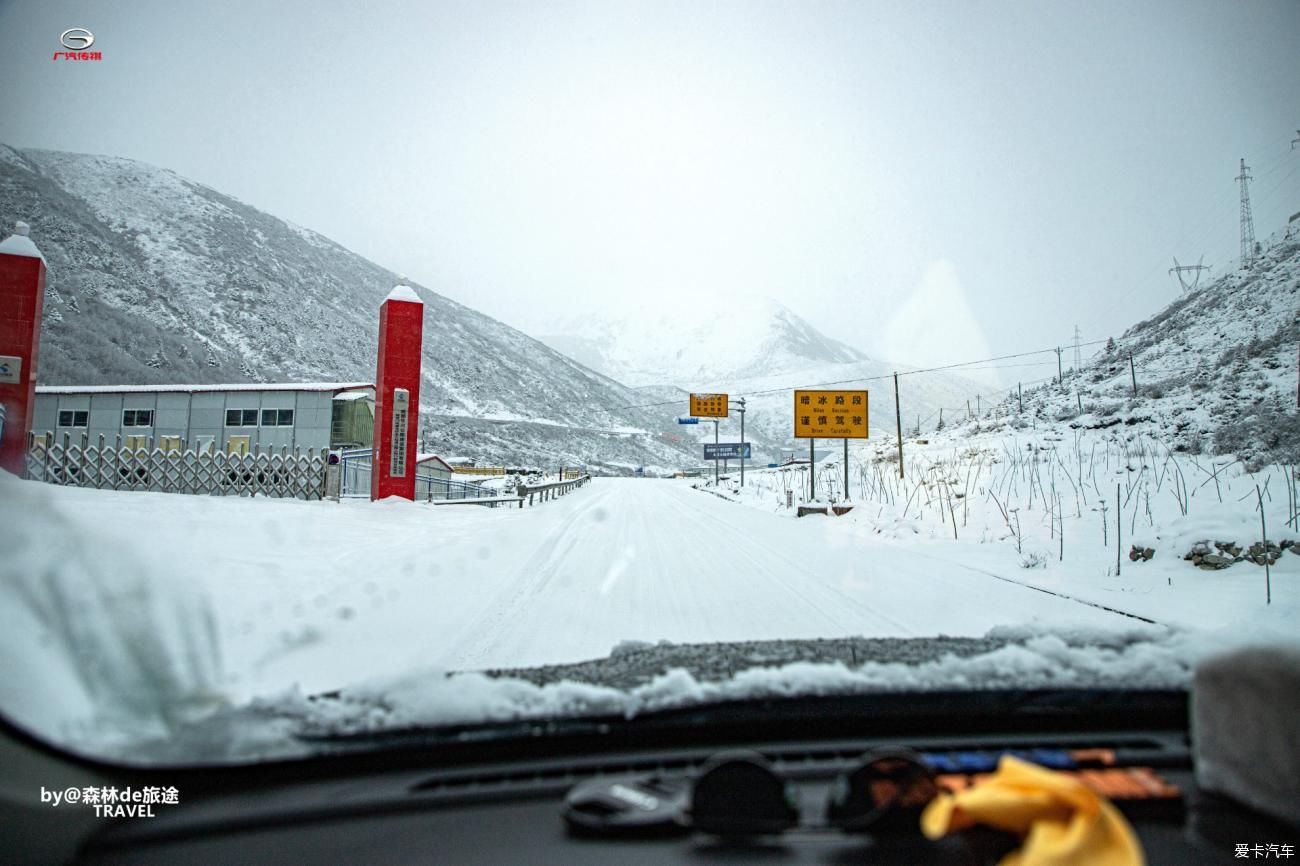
[1,436,1296,762]
[717,424,1298,628]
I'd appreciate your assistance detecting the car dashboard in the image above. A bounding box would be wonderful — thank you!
[58,692,1297,865]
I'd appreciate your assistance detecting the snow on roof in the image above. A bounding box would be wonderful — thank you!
[0,221,45,261]
[415,454,454,472]
[334,389,374,401]
[36,382,373,395]
[385,285,423,304]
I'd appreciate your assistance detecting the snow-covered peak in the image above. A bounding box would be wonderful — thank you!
[539,296,869,389]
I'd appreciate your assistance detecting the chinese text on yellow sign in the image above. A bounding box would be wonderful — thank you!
[689,393,729,418]
[793,390,868,438]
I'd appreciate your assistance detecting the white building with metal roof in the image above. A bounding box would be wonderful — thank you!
[32,382,375,454]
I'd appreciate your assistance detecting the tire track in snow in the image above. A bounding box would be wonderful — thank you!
[441,484,610,668]
[898,547,1160,626]
[671,487,918,636]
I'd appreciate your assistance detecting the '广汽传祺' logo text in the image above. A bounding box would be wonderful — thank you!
[53,28,102,61]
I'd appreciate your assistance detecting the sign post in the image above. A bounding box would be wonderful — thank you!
[794,389,868,503]
[735,397,747,487]
[703,443,750,460]
[689,393,729,486]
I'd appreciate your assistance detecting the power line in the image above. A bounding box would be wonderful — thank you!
[614,338,1118,412]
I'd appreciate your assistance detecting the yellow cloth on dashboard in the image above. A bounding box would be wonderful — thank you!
[920,755,1144,866]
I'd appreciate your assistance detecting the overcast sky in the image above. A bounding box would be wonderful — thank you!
[1,0,1297,383]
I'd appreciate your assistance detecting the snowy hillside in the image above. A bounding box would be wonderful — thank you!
[540,297,869,387]
[701,229,1299,634]
[0,145,693,471]
[1000,231,1299,470]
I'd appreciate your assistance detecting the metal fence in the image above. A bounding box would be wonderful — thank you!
[337,449,497,501]
[26,432,329,499]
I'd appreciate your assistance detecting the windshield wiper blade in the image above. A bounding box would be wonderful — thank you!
[293,688,1188,753]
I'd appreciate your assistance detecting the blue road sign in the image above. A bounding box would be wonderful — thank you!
[704,443,751,460]
[677,417,699,424]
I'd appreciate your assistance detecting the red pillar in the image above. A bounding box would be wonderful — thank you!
[0,222,47,477]
[371,282,424,500]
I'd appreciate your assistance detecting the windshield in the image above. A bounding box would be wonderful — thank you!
[0,0,1297,766]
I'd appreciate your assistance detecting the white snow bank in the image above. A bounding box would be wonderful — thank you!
[36,382,371,395]
[168,621,1300,763]
[0,471,227,754]
[1131,509,1299,553]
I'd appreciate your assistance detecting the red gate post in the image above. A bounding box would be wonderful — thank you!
[0,222,47,477]
[371,280,424,501]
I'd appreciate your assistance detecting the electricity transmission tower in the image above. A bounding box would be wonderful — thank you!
[1072,325,1081,374]
[1236,158,1256,265]
[1169,256,1210,292]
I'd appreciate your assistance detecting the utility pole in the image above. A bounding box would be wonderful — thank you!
[893,372,904,479]
[1237,158,1256,266]
[1018,382,1023,413]
[1169,256,1210,292]
[713,418,719,487]
[843,438,849,502]
[809,437,815,502]
[1292,130,1300,150]
[1055,347,1064,388]
[1129,352,1138,396]
[736,397,747,487]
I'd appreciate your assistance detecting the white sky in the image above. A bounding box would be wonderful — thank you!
[1,0,1297,382]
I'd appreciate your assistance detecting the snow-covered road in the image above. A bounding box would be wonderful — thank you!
[2,475,1140,714]
[429,479,1127,670]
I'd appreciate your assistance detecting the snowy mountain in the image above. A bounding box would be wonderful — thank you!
[539,298,869,388]
[542,301,992,462]
[989,227,1299,469]
[538,296,993,462]
[0,145,692,472]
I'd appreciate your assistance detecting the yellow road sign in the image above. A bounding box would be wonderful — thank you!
[794,390,868,439]
[689,393,729,418]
